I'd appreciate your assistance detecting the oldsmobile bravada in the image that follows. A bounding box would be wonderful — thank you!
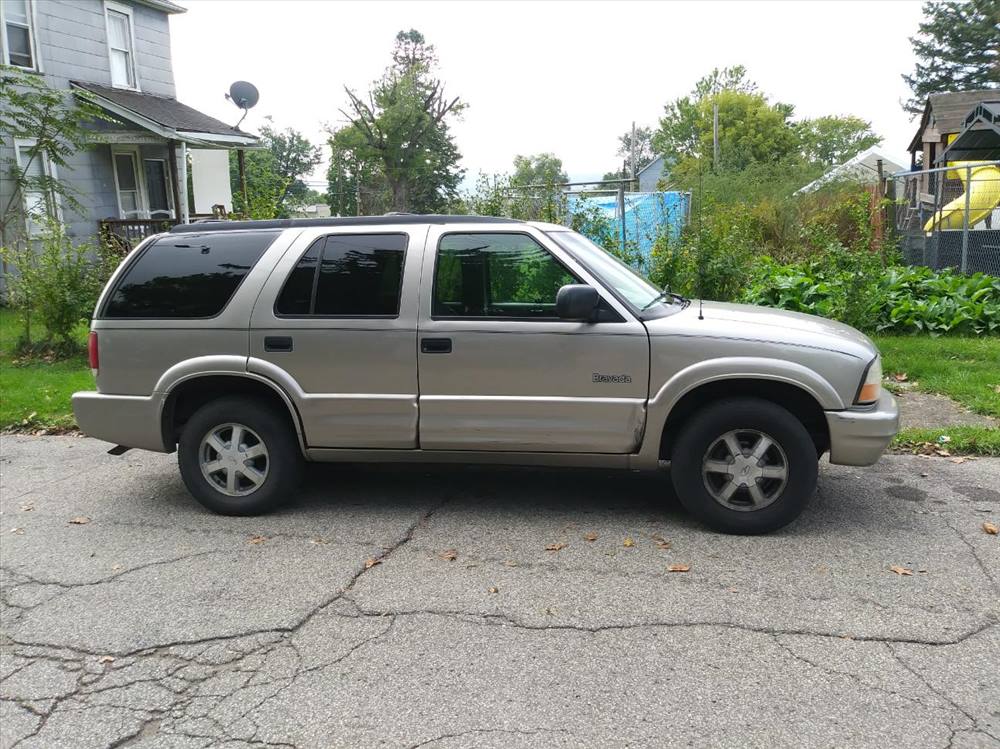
[73,216,898,534]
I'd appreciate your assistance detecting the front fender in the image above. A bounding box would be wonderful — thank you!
[632,356,845,469]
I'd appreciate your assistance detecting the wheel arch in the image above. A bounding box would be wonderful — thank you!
[656,378,831,461]
[160,373,306,455]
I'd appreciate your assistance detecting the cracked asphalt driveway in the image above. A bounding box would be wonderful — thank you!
[1,436,998,748]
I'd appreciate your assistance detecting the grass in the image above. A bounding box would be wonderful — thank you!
[0,307,93,430]
[2,307,999,453]
[873,335,1000,419]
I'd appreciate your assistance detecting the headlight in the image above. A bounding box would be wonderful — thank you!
[855,355,882,405]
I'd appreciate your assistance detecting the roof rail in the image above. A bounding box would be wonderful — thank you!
[169,214,521,233]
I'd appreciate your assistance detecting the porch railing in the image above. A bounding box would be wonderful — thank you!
[98,218,179,254]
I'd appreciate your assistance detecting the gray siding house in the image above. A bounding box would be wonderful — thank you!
[0,0,257,247]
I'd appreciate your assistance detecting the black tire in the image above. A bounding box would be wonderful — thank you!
[670,397,818,534]
[177,396,303,516]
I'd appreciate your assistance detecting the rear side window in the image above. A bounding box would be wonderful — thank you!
[104,231,279,318]
[275,233,407,317]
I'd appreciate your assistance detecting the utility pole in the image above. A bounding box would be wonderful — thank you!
[630,120,637,189]
[712,101,719,173]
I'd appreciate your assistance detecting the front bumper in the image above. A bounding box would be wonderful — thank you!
[72,391,169,452]
[825,391,899,466]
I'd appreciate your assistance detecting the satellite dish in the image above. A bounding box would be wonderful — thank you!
[227,81,259,110]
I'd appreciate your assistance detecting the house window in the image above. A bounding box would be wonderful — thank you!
[105,2,137,89]
[13,140,58,236]
[1,0,37,70]
[112,150,144,218]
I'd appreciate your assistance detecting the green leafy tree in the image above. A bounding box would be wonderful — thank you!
[600,125,656,187]
[0,64,109,245]
[796,116,882,166]
[229,118,321,219]
[903,0,1000,114]
[336,29,465,213]
[511,153,568,187]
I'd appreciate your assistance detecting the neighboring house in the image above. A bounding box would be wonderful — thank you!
[289,203,332,219]
[795,147,904,195]
[636,155,668,192]
[0,0,257,248]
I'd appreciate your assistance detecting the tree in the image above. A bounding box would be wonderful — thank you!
[600,126,656,187]
[336,30,465,213]
[903,0,1000,114]
[0,64,108,245]
[654,66,799,177]
[796,116,882,166]
[511,153,567,186]
[229,118,320,219]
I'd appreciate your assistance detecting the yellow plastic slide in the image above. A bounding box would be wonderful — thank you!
[924,161,1000,232]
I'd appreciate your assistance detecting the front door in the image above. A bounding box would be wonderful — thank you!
[249,228,424,448]
[416,226,649,453]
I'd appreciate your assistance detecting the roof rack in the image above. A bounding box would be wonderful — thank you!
[169,214,521,233]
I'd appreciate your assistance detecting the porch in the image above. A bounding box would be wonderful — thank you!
[71,81,259,250]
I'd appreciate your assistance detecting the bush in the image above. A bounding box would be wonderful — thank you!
[1,222,114,353]
[742,256,1000,336]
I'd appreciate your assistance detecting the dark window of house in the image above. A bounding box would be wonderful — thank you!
[103,230,279,318]
[275,234,407,317]
[433,233,578,318]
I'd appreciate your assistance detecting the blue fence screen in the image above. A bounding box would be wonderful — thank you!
[566,191,690,267]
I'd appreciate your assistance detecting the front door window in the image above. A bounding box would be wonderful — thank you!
[143,159,171,218]
[113,152,142,218]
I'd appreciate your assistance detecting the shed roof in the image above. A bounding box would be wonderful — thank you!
[908,89,1000,152]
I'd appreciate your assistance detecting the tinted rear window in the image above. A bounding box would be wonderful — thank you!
[104,231,279,318]
[275,233,407,317]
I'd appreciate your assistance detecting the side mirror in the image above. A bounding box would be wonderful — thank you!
[556,284,599,321]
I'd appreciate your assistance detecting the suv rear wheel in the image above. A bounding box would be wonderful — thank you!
[670,398,818,534]
[178,396,303,515]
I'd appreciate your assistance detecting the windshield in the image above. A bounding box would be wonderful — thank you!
[547,230,664,311]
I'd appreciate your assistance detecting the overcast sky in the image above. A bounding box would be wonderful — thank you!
[170,0,925,187]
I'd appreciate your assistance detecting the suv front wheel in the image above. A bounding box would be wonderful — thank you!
[177,397,303,515]
[670,398,819,534]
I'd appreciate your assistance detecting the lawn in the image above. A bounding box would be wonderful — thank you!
[0,307,93,430]
[2,305,998,452]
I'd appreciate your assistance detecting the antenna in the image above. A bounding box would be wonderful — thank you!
[225,81,259,129]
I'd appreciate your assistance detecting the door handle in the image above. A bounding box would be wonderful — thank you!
[264,336,293,352]
[421,337,452,354]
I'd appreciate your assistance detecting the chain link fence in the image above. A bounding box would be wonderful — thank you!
[890,161,1000,276]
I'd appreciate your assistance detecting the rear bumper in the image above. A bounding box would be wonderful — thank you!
[71,391,169,452]
[825,391,899,466]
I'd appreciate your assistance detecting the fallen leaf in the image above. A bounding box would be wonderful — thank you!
[111,564,123,572]
[99,656,115,664]
[892,372,908,382]
[889,565,913,576]
[582,532,598,542]
[503,560,518,567]
[920,472,929,478]
[950,457,967,464]
[309,538,328,545]
[248,535,266,545]
[10,528,25,535]
[69,516,91,525]
[364,557,381,569]
[487,586,499,594]
[545,542,567,552]
[667,564,690,572]
[623,537,635,548]
[983,522,998,535]
[19,504,33,512]
[438,549,458,561]
[650,533,672,550]
[934,449,951,457]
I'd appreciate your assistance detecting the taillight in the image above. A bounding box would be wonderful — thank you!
[88,332,99,374]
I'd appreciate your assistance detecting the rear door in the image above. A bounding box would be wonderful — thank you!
[249,226,425,448]
[416,225,649,453]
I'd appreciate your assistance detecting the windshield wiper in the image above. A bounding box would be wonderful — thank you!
[642,288,690,311]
